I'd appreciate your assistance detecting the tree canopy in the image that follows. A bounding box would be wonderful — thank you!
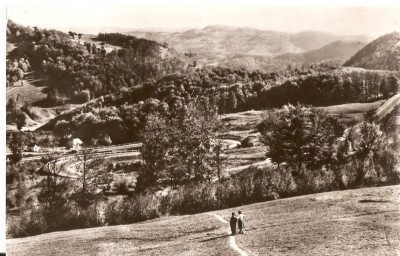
[259,104,344,170]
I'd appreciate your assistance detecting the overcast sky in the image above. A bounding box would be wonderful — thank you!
[6,4,400,38]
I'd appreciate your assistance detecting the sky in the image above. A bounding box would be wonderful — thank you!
[5,3,400,37]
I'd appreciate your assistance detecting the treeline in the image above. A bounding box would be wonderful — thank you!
[247,68,400,109]
[42,66,400,145]
[119,67,399,113]
[6,57,30,87]
[95,33,161,54]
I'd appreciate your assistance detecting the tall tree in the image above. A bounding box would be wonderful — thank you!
[8,133,24,163]
[168,98,220,182]
[139,98,221,189]
[137,112,170,192]
[336,121,390,185]
[259,104,344,171]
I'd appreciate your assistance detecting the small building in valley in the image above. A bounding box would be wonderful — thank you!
[28,143,40,152]
[72,138,83,150]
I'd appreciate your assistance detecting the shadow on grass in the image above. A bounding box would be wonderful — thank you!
[200,234,231,242]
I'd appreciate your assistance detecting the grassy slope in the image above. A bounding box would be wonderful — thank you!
[7,185,400,256]
[5,71,80,131]
[226,185,400,256]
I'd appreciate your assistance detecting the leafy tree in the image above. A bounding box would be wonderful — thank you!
[8,133,24,163]
[168,99,220,182]
[7,99,26,130]
[336,122,391,185]
[139,98,221,189]
[259,104,344,171]
[12,110,26,130]
[137,113,170,192]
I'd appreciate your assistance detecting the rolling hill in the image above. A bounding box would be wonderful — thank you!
[128,26,370,70]
[344,32,400,71]
[6,20,196,131]
[276,40,367,66]
[7,185,400,255]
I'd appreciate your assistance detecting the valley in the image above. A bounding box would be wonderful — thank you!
[5,12,400,256]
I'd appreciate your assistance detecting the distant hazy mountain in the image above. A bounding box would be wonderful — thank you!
[344,32,400,71]
[276,40,367,66]
[127,25,370,70]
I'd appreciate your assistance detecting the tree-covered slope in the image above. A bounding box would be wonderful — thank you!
[6,20,194,102]
[344,32,400,71]
[276,40,367,66]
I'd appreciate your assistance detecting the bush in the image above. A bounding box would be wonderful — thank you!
[62,202,103,230]
[115,180,131,195]
[175,182,217,214]
[104,195,160,225]
[7,208,47,238]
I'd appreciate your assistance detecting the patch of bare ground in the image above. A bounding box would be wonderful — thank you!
[7,185,399,256]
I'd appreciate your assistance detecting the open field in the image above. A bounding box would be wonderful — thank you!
[219,99,387,143]
[7,185,400,256]
[6,71,81,131]
[319,100,386,124]
[6,72,48,105]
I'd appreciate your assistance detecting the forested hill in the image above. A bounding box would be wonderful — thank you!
[275,40,367,66]
[40,66,400,145]
[6,20,194,101]
[344,32,400,71]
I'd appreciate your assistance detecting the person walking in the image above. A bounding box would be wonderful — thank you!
[238,211,245,234]
[230,212,238,235]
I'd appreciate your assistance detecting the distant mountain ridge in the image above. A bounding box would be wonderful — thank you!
[344,32,400,71]
[276,40,367,66]
[127,25,370,70]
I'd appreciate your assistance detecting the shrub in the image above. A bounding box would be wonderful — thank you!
[7,208,47,238]
[62,202,103,230]
[115,180,131,195]
[104,195,160,225]
[177,182,217,214]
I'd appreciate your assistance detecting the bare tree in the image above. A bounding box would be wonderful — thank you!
[74,147,106,204]
[38,151,70,231]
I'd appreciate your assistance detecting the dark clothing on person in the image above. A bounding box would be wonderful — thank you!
[230,216,237,235]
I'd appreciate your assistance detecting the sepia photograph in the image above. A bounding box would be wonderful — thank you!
[4,1,400,255]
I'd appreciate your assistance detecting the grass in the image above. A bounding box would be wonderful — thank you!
[7,214,234,256]
[7,185,400,255]
[6,72,48,105]
[319,100,385,125]
[6,71,80,131]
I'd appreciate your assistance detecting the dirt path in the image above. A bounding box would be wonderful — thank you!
[206,213,250,256]
[375,93,400,120]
